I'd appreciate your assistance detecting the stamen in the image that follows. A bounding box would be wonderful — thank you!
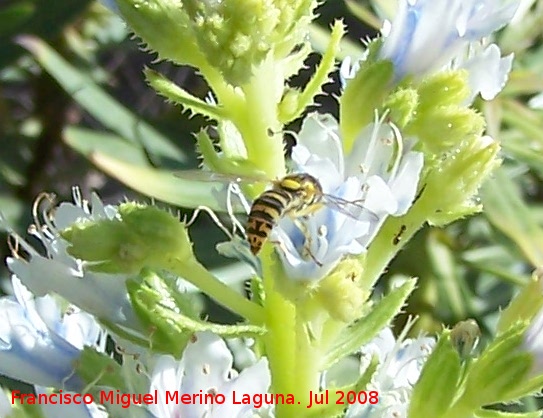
[186,206,233,240]
[32,192,55,231]
[226,183,247,235]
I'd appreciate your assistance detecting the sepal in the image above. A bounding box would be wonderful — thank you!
[324,278,417,367]
[278,21,345,124]
[75,347,127,392]
[462,324,532,407]
[408,331,461,418]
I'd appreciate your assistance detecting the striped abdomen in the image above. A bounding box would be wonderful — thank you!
[246,188,292,255]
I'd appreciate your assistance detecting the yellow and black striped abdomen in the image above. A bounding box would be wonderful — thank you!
[247,189,291,255]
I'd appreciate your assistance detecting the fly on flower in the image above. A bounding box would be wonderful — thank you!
[174,170,378,259]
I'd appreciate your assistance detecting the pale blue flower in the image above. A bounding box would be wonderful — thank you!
[4,189,140,331]
[346,327,435,418]
[0,277,106,390]
[273,113,423,281]
[380,0,520,80]
[149,331,271,418]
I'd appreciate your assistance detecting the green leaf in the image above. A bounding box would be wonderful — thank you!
[308,22,365,59]
[145,69,225,120]
[497,272,543,334]
[64,126,151,166]
[76,347,127,391]
[462,324,532,407]
[482,167,543,267]
[128,270,266,355]
[18,36,186,163]
[90,151,244,211]
[279,21,345,124]
[409,332,461,418]
[339,57,394,151]
[324,278,417,368]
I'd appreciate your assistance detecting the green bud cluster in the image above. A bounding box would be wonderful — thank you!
[425,135,501,226]
[115,0,317,86]
[61,203,193,274]
[316,258,369,323]
[113,0,204,68]
[405,70,485,155]
[183,0,316,85]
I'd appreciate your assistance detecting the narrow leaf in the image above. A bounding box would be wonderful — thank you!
[324,278,416,368]
[18,36,186,162]
[145,69,225,120]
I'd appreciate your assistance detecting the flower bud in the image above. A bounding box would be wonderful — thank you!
[182,0,317,85]
[451,319,481,358]
[382,87,418,129]
[426,135,501,226]
[316,258,369,323]
[62,203,194,274]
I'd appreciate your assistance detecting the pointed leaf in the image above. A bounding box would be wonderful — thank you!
[91,151,245,211]
[18,36,186,162]
[146,69,225,120]
[324,278,416,368]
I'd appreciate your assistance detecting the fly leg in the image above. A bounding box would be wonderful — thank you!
[294,217,323,267]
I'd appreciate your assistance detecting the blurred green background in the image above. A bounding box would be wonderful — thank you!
[1,0,543,357]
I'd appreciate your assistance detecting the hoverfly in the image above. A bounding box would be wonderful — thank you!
[175,170,377,256]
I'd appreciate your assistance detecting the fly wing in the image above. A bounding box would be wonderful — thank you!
[173,169,270,185]
[322,194,379,222]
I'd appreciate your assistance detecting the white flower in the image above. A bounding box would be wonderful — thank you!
[0,277,105,390]
[273,113,423,281]
[380,0,520,80]
[4,189,141,331]
[346,327,435,418]
[149,331,271,418]
[453,43,514,102]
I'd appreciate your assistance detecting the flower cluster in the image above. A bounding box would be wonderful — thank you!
[2,1,543,418]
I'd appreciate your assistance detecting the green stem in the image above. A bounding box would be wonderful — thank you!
[169,258,264,324]
[236,58,286,179]
[261,251,295,417]
[292,312,321,416]
[261,248,323,418]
